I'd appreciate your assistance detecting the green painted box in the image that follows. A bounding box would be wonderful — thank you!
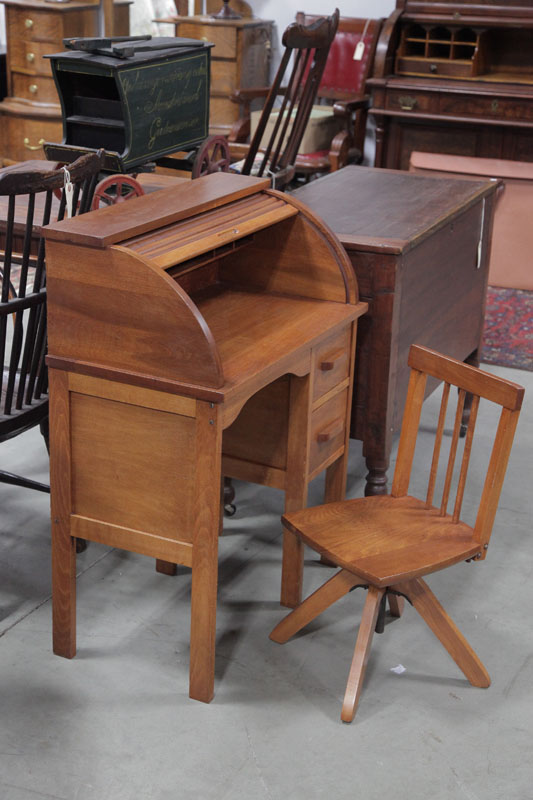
[44,38,212,172]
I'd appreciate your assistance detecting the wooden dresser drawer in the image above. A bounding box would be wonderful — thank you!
[10,40,56,76]
[385,89,436,114]
[7,8,63,43]
[312,327,351,401]
[210,60,238,95]
[309,388,348,476]
[179,23,237,59]
[3,114,62,161]
[12,73,58,104]
[209,96,239,125]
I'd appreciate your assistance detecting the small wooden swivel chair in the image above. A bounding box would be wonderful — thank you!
[270,344,524,722]
[228,10,339,189]
[293,13,382,176]
[0,152,103,494]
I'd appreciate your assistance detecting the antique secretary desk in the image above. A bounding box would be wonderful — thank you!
[44,173,367,703]
[368,0,533,169]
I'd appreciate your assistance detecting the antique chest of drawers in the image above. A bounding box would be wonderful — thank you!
[0,0,130,164]
[157,14,273,136]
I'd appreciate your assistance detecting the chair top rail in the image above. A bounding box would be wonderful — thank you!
[409,344,524,411]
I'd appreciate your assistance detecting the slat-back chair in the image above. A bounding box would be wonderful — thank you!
[0,151,104,493]
[293,13,382,175]
[229,10,339,189]
[270,344,524,722]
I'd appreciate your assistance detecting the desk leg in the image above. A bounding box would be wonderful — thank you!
[189,401,222,704]
[49,370,77,659]
[282,374,312,609]
[461,350,480,437]
[364,456,389,497]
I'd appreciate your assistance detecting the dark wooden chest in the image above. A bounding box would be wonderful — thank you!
[294,165,499,496]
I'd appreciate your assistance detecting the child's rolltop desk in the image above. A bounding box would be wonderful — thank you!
[44,173,367,702]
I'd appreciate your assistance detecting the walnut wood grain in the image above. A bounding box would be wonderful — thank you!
[368,2,533,169]
[294,166,498,496]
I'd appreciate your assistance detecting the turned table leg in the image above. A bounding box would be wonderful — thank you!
[364,456,390,497]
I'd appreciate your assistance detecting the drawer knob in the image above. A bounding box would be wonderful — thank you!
[319,349,344,371]
[25,17,34,29]
[316,419,345,444]
[26,52,35,63]
[399,95,417,111]
[430,63,438,74]
[29,83,38,94]
[23,137,45,151]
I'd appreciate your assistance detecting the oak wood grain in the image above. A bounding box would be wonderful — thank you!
[49,368,76,659]
[272,344,523,721]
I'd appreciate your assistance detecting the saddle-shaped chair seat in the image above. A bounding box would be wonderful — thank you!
[283,495,481,587]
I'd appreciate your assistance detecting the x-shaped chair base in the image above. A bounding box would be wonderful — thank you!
[269,569,490,722]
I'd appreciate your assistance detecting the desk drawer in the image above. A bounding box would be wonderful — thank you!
[385,89,436,114]
[309,388,348,476]
[179,23,237,59]
[439,93,533,123]
[312,327,351,401]
[396,57,472,80]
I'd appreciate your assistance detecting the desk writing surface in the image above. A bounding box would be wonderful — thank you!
[194,288,360,400]
[293,165,497,254]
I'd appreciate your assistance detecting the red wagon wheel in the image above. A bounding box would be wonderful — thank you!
[92,174,145,210]
[191,135,231,179]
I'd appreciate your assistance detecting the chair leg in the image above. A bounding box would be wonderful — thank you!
[270,569,366,644]
[341,585,385,723]
[395,577,490,688]
[39,416,50,455]
[388,593,405,617]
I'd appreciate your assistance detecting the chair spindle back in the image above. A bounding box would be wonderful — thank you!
[392,344,524,557]
[242,9,339,183]
[0,151,103,441]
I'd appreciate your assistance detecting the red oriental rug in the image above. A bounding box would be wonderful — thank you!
[482,287,533,372]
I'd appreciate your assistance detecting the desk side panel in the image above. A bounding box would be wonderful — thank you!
[393,196,492,428]
[65,375,197,564]
[46,241,223,388]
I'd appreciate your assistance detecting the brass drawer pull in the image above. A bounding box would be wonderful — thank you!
[29,84,38,94]
[398,95,417,111]
[26,52,35,63]
[23,137,45,151]
[25,18,34,29]
[316,419,345,444]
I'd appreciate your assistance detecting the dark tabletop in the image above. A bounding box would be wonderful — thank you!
[293,165,499,254]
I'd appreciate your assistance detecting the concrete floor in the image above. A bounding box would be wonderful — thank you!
[1,363,532,800]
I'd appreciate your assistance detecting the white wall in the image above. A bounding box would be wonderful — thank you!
[252,0,395,56]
